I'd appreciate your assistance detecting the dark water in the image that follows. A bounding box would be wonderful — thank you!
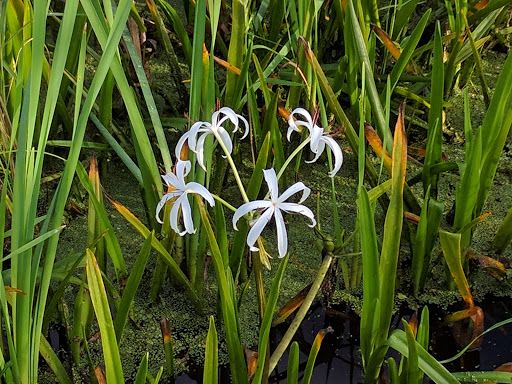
[175,296,512,383]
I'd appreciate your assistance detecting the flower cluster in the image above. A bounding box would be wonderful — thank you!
[156,107,343,257]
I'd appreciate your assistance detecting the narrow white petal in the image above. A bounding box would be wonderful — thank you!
[195,133,209,170]
[246,208,274,251]
[309,126,325,152]
[216,127,233,155]
[180,195,196,235]
[274,209,288,258]
[217,107,239,127]
[287,125,299,141]
[186,182,215,206]
[279,202,316,227]
[322,136,344,177]
[176,160,192,186]
[289,108,314,132]
[305,140,325,164]
[175,131,191,160]
[169,196,183,235]
[188,121,210,151]
[278,182,311,204]
[263,168,280,202]
[232,200,273,230]
[237,114,250,139]
[155,192,180,224]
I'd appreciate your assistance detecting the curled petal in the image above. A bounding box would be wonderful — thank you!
[232,200,272,230]
[195,133,209,170]
[288,108,314,133]
[278,181,311,204]
[187,121,210,151]
[309,126,325,153]
[321,136,344,177]
[246,208,274,252]
[279,202,316,227]
[263,168,280,202]
[169,195,184,235]
[155,192,181,224]
[286,124,299,141]
[175,160,192,185]
[186,182,215,207]
[175,131,191,161]
[216,127,233,155]
[216,107,250,139]
[305,140,325,164]
[179,194,196,235]
[274,209,288,258]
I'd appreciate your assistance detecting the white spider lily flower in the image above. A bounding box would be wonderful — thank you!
[175,107,249,170]
[232,168,316,258]
[287,107,343,177]
[156,160,215,236]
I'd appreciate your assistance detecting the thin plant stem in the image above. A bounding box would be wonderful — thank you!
[212,194,237,212]
[215,134,249,203]
[268,254,333,373]
[277,137,311,181]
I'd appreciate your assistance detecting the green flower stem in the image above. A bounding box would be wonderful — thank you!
[212,194,237,212]
[268,254,333,373]
[277,137,311,181]
[216,134,249,203]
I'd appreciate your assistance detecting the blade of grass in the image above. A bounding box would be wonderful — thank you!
[134,352,149,384]
[347,0,393,150]
[203,316,218,384]
[39,335,73,384]
[423,21,444,198]
[252,254,289,384]
[439,230,473,307]
[86,249,124,382]
[196,196,248,384]
[303,327,334,384]
[287,342,299,384]
[376,101,407,347]
[387,330,459,384]
[76,162,127,278]
[357,186,379,368]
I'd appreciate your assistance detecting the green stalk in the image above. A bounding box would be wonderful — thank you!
[196,196,248,384]
[268,255,332,373]
[225,0,247,107]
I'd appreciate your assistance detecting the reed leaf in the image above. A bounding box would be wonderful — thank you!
[357,186,379,368]
[196,196,248,384]
[377,101,407,347]
[134,353,149,384]
[203,316,218,384]
[303,327,334,384]
[438,230,473,307]
[387,330,459,384]
[86,249,124,383]
[252,254,289,384]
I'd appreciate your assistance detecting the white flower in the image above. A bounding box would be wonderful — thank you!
[232,168,316,258]
[156,160,215,235]
[287,107,343,177]
[175,107,249,170]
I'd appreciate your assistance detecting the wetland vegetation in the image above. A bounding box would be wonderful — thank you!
[1,0,512,383]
